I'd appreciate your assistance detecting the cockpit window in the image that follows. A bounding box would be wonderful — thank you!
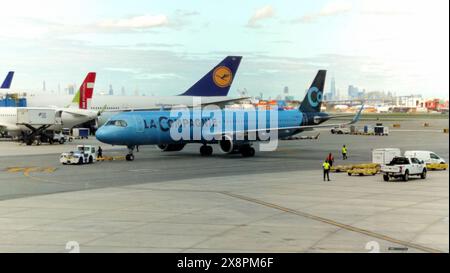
[106,120,128,127]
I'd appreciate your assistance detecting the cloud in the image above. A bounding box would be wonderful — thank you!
[291,1,352,24]
[133,73,183,80]
[97,14,169,30]
[104,67,139,74]
[247,5,275,28]
[174,9,200,17]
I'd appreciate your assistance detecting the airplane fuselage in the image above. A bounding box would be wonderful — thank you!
[0,107,98,136]
[95,109,330,146]
[25,95,237,126]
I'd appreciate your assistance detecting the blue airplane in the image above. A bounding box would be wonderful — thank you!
[1,71,14,89]
[96,70,363,161]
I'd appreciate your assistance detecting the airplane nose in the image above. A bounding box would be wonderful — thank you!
[95,128,109,144]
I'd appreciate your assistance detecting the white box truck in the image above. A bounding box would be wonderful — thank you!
[372,148,401,165]
[16,109,56,125]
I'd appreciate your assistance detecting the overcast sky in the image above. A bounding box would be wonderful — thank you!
[0,0,448,99]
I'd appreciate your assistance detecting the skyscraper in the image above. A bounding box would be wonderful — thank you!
[67,84,75,95]
[109,84,114,96]
[348,85,365,99]
[330,77,336,100]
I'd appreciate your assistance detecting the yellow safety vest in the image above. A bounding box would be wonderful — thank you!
[323,162,330,170]
[342,147,347,153]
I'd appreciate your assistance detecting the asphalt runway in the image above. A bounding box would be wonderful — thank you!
[0,119,448,201]
[0,118,448,252]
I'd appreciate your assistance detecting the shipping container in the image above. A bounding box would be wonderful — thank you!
[16,109,56,125]
[0,96,27,107]
[372,148,401,165]
[72,128,90,139]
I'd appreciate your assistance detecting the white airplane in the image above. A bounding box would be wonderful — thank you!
[25,56,244,126]
[0,73,99,139]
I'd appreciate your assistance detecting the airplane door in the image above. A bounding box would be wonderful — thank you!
[134,116,145,133]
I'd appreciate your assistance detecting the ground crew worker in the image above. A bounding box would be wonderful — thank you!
[323,160,331,181]
[97,146,103,158]
[327,153,335,167]
[342,145,348,160]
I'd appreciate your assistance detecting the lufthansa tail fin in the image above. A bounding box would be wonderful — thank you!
[180,56,242,97]
[1,71,14,89]
[299,70,327,113]
[71,72,96,109]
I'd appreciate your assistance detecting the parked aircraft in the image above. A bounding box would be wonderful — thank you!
[0,73,99,142]
[96,70,363,160]
[25,56,244,126]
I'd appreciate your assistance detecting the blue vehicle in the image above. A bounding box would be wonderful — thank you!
[96,70,363,161]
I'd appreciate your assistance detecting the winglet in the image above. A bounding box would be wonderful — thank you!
[179,56,242,97]
[350,104,364,124]
[1,71,14,89]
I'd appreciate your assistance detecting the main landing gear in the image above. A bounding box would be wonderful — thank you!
[126,146,136,161]
[240,145,255,157]
[200,145,213,156]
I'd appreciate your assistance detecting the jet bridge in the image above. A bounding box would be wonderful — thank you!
[16,108,63,145]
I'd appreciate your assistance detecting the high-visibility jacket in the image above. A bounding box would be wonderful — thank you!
[342,147,347,154]
[323,162,331,170]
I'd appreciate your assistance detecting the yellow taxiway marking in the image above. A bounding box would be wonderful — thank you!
[6,167,57,176]
[5,166,78,185]
[96,156,126,161]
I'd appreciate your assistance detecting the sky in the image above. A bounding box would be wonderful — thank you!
[0,0,448,99]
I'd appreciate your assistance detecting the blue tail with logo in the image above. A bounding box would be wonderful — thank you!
[1,71,14,89]
[180,56,242,97]
[299,70,327,113]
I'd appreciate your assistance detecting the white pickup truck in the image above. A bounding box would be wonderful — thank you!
[381,156,427,182]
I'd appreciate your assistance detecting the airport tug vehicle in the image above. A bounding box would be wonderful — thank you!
[381,156,427,182]
[60,145,96,165]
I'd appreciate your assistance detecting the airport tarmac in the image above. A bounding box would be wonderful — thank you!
[0,117,448,252]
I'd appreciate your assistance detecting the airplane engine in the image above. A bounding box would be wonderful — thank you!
[219,135,241,154]
[157,144,186,152]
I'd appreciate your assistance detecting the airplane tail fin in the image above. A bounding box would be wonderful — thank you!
[299,70,327,113]
[179,56,242,97]
[1,71,14,89]
[71,72,96,109]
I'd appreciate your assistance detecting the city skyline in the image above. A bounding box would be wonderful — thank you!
[0,0,448,98]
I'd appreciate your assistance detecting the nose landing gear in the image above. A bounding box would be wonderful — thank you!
[126,146,136,161]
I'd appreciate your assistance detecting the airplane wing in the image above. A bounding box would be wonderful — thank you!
[202,97,251,108]
[107,97,250,112]
[62,109,98,117]
[209,105,364,139]
[327,113,363,120]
